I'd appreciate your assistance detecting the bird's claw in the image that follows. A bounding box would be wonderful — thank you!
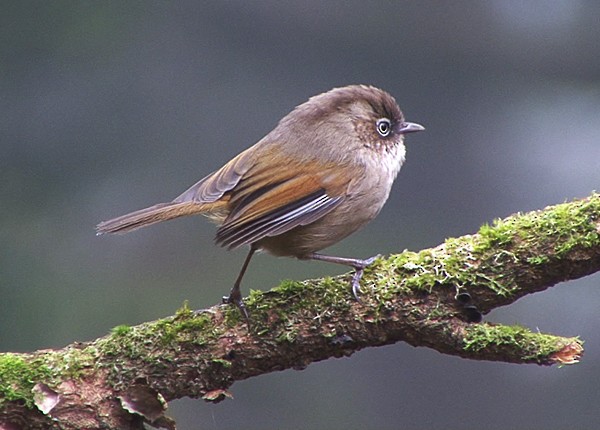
[223,290,250,323]
[350,254,382,301]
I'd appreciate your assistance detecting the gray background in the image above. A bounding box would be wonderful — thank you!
[2,2,599,429]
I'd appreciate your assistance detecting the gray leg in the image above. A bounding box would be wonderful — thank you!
[303,253,380,300]
[223,245,257,321]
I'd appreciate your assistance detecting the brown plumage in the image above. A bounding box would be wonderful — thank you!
[97,85,424,319]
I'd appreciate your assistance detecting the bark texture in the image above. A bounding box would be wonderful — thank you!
[1,193,599,429]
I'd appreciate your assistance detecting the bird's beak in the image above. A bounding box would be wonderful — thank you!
[396,121,425,134]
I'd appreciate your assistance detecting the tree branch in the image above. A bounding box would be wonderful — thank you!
[1,193,599,429]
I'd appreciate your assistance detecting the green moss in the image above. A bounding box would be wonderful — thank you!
[0,342,102,407]
[272,279,304,295]
[94,308,227,391]
[527,255,550,265]
[236,275,361,341]
[98,309,217,362]
[111,324,132,336]
[393,250,438,291]
[41,346,96,380]
[475,219,515,253]
[463,324,576,362]
[175,300,193,318]
[169,312,213,344]
[404,194,600,297]
[0,353,54,406]
[516,195,600,259]
[384,237,513,297]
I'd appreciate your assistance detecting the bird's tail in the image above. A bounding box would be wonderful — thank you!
[96,201,219,235]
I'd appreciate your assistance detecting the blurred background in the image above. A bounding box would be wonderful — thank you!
[1,1,599,429]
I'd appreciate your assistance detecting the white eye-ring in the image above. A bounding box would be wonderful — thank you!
[376,118,391,137]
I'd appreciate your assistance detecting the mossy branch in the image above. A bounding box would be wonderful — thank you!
[1,193,599,429]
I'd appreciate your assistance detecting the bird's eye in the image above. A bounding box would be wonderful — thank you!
[376,118,391,137]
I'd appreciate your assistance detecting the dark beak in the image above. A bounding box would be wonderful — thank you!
[396,121,425,134]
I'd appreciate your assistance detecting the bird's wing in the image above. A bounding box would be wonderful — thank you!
[215,160,350,250]
[173,147,256,204]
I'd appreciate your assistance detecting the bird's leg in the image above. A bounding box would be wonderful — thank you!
[223,245,257,321]
[303,253,381,301]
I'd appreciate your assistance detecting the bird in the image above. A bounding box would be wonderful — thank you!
[97,85,424,319]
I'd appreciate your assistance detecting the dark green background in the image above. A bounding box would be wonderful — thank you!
[2,2,599,429]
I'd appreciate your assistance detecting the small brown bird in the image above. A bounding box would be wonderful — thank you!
[97,85,424,318]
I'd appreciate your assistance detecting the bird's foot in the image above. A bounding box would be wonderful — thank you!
[222,288,250,323]
[350,254,381,301]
